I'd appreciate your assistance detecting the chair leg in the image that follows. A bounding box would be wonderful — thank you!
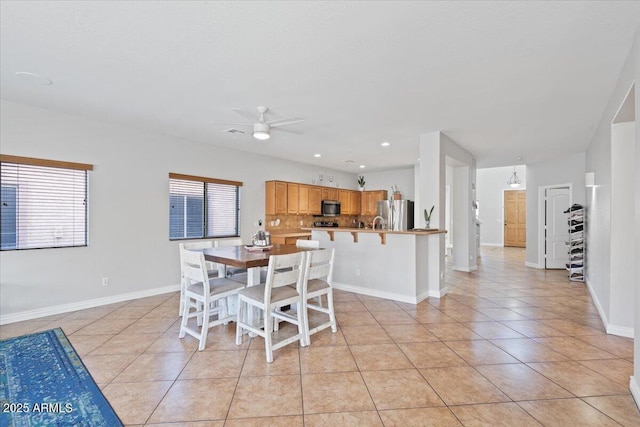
[179,278,185,316]
[273,307,280,332]
[327,290,337,333]
[235,298,244,345]
[221,297,229,325]
[179,297,190,338]
[264,308,274,363]
[298,301,309,347]
[198,298,210,351]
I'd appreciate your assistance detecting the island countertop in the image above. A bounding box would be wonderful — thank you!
[301,227,446,235]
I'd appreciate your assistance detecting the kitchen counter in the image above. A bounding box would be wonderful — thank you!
[269,231,311,245]
[302,227,446,244]
[307,228,446,304]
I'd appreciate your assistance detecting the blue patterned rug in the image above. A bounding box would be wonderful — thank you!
[0,328,122,426]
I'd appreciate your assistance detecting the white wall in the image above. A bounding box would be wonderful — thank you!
[363,167,415,201]
[0,100,355,318]
[525,153,585,267]
[585,26,639,402]
[610,121,635,332]
[476,165,527,245]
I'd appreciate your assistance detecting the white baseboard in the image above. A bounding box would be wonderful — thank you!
[0,284,181,325]
[586,278,610,329]
[333,282,434,305]
[480,243,503,247]
[631,376,640,411]
[607,324,634,338]
[452,265,477,272]
[525,261,543,269]
[430,285,450,299]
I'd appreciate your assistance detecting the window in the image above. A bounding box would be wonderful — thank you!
[169,173,241,240]
[0,155,92,250]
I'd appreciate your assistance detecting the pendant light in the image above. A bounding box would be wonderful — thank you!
[507,166,521,188]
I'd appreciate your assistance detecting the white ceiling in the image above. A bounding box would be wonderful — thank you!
[1,1,639,171]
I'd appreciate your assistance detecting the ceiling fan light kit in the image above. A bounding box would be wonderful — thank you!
[214,106,303,141]
[252,122,270,140]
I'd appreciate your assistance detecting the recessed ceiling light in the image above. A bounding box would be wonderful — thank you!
[313,153,321,158]
[381,142,390,147]
[15,71,52,85]
[359,165,366,169]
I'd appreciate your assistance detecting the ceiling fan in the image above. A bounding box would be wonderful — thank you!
[213,106,304,140]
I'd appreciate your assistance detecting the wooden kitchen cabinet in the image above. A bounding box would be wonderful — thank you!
[265,181,288,215]
[308,186,322,215]
[338,190,351,215]
[287,183,299,214]
[321,188,338,201]
[361,190,387,215]
[298,184,309,214]
[350,191,361,215]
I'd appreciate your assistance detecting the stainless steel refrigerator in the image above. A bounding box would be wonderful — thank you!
[377,200,415,231]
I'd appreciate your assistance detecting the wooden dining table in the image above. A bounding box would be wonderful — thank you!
[201,243,310,286]
[199,243,312,336]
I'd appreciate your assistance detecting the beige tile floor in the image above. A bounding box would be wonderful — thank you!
[2,247,639,426]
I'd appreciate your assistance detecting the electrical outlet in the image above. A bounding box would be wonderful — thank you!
[355,268,361,276]
[102,277,109,286]
[440,271,445,279]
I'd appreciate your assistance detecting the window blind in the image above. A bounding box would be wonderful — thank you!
[0,156,91,250]
[169,174,241,240]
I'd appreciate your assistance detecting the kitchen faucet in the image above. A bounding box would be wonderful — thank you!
[372,216,384,230]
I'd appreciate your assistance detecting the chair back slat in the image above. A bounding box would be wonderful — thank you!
[266,252,306,288]
[296,239,320,249]
[306,248,335,282]
[180,247,210,290]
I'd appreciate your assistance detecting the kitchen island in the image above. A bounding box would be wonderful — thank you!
[302,227,447,304]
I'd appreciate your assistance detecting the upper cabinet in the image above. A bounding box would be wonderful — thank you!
[287,183,299,214]
[265,181,288,215]
[361,190,388,215]
[321,188,338,201]
[308,186,322,215]
[350,191,361,215]
[338,190,351,214]
[266,180,382,216]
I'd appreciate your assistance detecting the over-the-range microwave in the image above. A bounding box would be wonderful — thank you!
[321,200,341,216]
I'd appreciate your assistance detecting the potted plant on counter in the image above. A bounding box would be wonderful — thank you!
[391,185,402,200]
[424,205,434,229]
[357,175,366,191]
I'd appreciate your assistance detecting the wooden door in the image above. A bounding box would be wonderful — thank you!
[308,186,321,215]
[504,190,526,247]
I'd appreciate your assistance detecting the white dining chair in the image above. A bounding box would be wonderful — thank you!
[178,247,245,351]
[296,239,320,249]
[235,252,309,363]
[178,240,218,315]
[301,248,337,345]
[214,238,246,279]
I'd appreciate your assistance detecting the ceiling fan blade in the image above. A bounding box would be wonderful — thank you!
[224,128,246,134]
[231,108,258,121]
[268,118,304,127]
[212,121,252,127]
[275,127,304,135]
